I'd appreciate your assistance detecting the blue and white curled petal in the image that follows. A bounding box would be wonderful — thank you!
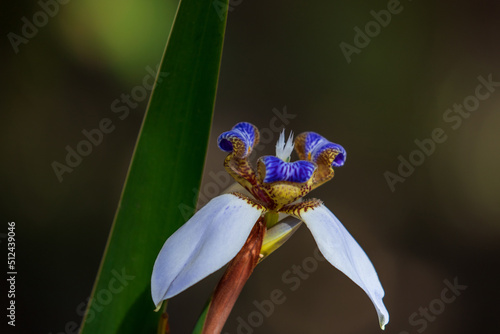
[296,204,389,329]
[217,122,259,158]
[260,156,316,183]
[151,193,264,309]
[295,132,346,167]
[312,142,346,167]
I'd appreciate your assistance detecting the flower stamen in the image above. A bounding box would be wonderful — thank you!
[275,129,294,162]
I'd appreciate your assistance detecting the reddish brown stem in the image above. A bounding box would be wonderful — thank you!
[201,217,266,334]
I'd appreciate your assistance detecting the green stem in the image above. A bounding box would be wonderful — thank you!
[264,211,279,228]
[157,301,170,334]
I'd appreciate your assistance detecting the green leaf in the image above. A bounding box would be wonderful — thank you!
[192,298,211,334]
[79,1,229,333]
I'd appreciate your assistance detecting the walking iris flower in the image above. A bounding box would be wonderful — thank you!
[151,122,389,331]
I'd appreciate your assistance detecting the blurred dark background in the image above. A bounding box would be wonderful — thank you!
[1,0,500,333]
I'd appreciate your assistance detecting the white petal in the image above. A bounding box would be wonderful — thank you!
[299,204,389,329]
[151,193,264,308]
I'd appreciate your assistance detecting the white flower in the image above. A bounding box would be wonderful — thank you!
[151,122,389,330]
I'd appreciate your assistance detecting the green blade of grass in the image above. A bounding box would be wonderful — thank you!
[192,298,211,334]
[79,1,229,333]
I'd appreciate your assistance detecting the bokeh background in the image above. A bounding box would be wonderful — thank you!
[2,0,500,333]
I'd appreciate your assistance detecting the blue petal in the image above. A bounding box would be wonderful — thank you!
[313,142,346,167]
[217,122,258,158]
[304,132,325,156]
[261,156,316,183]
[297,132,346,167]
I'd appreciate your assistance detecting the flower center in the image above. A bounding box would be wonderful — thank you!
[217,122,346,210]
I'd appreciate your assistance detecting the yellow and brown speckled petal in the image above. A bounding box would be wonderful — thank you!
[281,198,323,217]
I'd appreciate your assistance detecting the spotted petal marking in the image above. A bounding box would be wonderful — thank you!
[217,122,259,158]
[259,156,316,183]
